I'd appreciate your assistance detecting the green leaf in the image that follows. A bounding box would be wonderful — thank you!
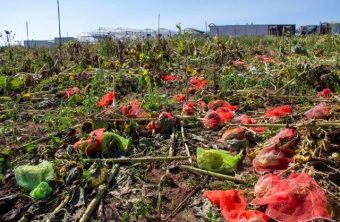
[196,148,242,174]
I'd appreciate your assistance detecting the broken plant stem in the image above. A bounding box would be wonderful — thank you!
[45,192,71,222]
[179,165,246,184]
[79,164,119,222]
[83,156,190,163]
[180,120,192,163]
[163,184,202,221]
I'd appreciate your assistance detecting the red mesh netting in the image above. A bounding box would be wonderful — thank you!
[216,107,234,123]
[182,102,196,115]
[73,128,105,157]
[173,93,187,103]
[190,76,208,91]
[253,127,296,173]
[257,55,278,64]
[218,127,246,143]
[252,146,292,173]
[96,91,117,108]
[304,102,330,120]
[234,114,267,134]
[251,173,335,222]
[265,105,292,121]
[120,99,146,118]
[269,127,297,154]
[204,189,269,222]
[318,88,332,98]
[208,100,238,111]
[162,75,180,81]
[203,110,222,129]
[64,87,80,98]
[146,112,175,133]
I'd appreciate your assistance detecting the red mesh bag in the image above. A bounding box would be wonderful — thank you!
[233,60,248,71]
[269,127,296,154]
[257,55,277,64]
[73,128,105,157]
[173,93,187,103]
[146,120,161,133]
[203,110,222,129]
[204,189,269,222]
[318,88,332,98]
[190,76,208,90]
[251,173,335,222]
[64,87,80,98]
[218,127,246,143]
[208,100,238,111]
[182,102,196,115]
[252,146,292,173]
[96,91,117,108]
[120,99,144,118]
[215,107,234,123]
[234,114,267,134]
[265,105,292,121]
[196,100,207,110]
[158,111,175,122]
[146,112,175,133]
[304,102,330,120]
[162,75,180,81]
[234,114,256,124]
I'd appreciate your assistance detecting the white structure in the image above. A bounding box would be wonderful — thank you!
[77,27,177,43]
[208,24,296,37]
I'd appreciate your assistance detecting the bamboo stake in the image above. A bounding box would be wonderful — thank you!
[179,165,246,184]
[83,156,191,163]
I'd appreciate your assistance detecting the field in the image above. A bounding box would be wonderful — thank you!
[0,34,339,221]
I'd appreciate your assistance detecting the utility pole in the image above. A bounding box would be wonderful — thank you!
[26,21,29,49]
[205,20,208,33]
[158,14,160,37]
[57,0,62,47]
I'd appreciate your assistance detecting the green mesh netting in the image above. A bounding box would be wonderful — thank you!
[14,161,55,191]
[102,132,130,152]
[197,148,242,174]
[30,181,53,200]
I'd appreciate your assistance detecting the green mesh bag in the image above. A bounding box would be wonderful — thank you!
[14,161,55,191]
[102,132,130,152]
[30,181,53,200]
[196,148,242,174]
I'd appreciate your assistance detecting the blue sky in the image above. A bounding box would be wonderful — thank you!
[0,0,339,41]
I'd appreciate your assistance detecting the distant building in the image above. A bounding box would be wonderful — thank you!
[299,22,340,35]
[24,40,55,48]
[330,23,340,35]
[183,28,206,36]
[208,24,296,37]
[54,37,76,45]
[23,37,75,48]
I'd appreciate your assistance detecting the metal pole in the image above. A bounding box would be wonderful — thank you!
[57,0,62,47]
[158,14,160,36]
[26,21,29,49]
